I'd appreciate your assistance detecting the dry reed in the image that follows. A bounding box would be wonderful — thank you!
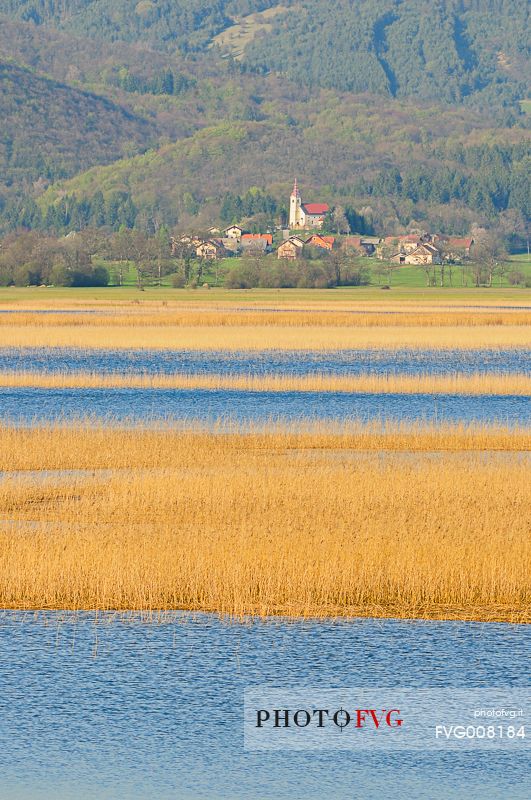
[1,309,530,327]
[0,369,529,396]
[0,422,529,622]
[1,324,529,350]
[1,296,529,311]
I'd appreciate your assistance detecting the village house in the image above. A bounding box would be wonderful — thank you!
[390,243,442,265]
[196,240,226,260]
[277,236,305,260]
[219,237,241,255]
[305,234,335,251]
[224,225,244,240]
[343,235,362,251]
[285,234,306,246]
[382,234,424,255]
[289,179,330,229]
[442,237,475,259]
[360,236,383,253]
[171,235,202,255]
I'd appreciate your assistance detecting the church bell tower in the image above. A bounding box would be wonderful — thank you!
[289,178,301,228]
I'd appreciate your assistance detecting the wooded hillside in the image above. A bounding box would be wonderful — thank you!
[0,0,528,236]
[0,60,154,187]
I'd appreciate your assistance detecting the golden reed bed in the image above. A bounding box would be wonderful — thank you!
[1,296,529,311]
[0,369,530,396]
[0,422,529,622]
[1,309,530,328]
[1,324,530,350]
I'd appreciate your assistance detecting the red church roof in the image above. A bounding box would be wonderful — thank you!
[303,203,329,215]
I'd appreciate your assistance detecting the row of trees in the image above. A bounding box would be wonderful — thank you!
[0,192,139,236]
[0,231,109,287]
[358,159,531,215]
[106,67,196,97]
[224,253,371,289]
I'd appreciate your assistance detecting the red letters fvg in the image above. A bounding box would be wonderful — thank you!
[256,708,403,729]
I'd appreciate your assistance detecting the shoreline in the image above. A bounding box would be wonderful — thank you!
[0,604,528,625]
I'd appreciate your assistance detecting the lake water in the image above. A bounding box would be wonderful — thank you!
[1,387,528,426]
[0,348,529,425]
[0,347,528,376]
[0,612,529,800]
[0,344,529,798]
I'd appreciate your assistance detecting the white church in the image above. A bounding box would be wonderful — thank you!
[289,179,330,229]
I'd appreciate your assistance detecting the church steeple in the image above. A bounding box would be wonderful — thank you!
[289,178,302,228]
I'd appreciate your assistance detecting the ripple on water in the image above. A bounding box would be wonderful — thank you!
[0,348,528,377]
[0,612,528,800]
[0,387,528,426]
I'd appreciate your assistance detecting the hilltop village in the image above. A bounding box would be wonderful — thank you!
[171,181,475,265]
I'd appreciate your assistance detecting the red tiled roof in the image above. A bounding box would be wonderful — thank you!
[306,234,335,248]
[343,236,362,247]
[445,237,473,249]
[302,203,329,215]
[241,233,273,246]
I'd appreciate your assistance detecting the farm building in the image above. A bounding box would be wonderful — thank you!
[390,243,442,265]
[241,238,269,255]
[277,237,304,259]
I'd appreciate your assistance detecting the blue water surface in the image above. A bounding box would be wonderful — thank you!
[0,347,528,377]
[0,613,528,800]
[0,387,528,426]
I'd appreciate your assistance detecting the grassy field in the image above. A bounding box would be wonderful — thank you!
[0,422,529,622]
[210,5,290,60]
[1,283,530,305]
[1,369,529,396]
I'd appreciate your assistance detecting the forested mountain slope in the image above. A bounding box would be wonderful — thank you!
[0,0,275,50]
[0,61,154,188]
[0,0,527,108]
[244,0,529,107]
[37,106,529,236]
